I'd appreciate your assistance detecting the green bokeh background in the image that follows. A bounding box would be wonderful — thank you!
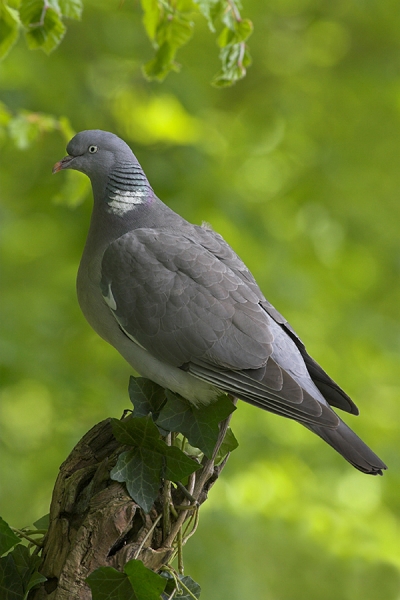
[1,1,400,598]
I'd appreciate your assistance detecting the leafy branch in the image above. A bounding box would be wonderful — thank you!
[0,0,253,85]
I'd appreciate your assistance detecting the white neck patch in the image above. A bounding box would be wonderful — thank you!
[107,189,147,216]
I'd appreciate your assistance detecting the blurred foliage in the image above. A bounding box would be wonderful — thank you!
[0,0,400,599]
[0,0,252,85]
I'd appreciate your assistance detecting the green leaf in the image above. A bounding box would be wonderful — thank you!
[87,562,166,600]
[0,4,20,60]
[59,0,82,20]
[177,575,201,599]
[33,514,49,530]
[128,377,166,418]
[0,554,24,600]
[124,559,166,600]
[142,5,194,82]
[10,545,33,585]
[111,415,161,450]
[213,43,251,87]
[24,570,47,599]
[111,447,163,513]
[163,444,201,482]
[193,0,223,32]
[214,427,238,464]
[20,1,66,53]
[19,0,48,27]
[159,13,193,48]
[110,416,200,511]
[156,392,235,458]
[0,518,20,556]
[140,0,160,41]
[6,545,46,599]
[161,573,201,600]
[86,567,136,600]
[217,18,253,47]
[143,41,178,81]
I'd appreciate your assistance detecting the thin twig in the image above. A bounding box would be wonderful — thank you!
[175,482,199,505]
[227,0,242,22]
[11,527,44,548]
[177,527,184,574]
[133,513,163,559]
[162,433,173,540]
[192,402,235,498]
[163,398,237,549]
[182,506,200,546]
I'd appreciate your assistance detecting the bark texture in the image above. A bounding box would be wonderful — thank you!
[30,414,231,600]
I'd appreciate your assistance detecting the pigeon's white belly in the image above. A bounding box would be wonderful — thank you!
[110,329,220,406]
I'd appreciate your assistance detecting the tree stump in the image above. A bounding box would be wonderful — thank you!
[31,411,232,599]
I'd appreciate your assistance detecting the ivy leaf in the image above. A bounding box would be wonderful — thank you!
[214,427,238,464]
[10,545,45,597]
[0,4,20,60]
[10,545,34,586]
[110,417,200,512]
[163,444,201,482]
[156,392,236,458]
[0,517,20,556]
[111,447,163,514]
[87,562,166,600]
[161,572,201,600]
[124,559,166,600]
[176,575,201,599]
[24,571,47,599]
[86,567,136,600]
[0,554,24,600]
[111,415,161,449]
[128,377,166,418]
[33,514,49,530]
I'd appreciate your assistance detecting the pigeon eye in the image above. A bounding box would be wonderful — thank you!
[88,145,98,154]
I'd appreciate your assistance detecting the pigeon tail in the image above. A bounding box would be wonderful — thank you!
[304,419,387,475]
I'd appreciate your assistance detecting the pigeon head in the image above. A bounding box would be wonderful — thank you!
[53,130,134,178]
[53,130,154,216]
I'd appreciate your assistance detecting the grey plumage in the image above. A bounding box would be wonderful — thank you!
[53,129,387,476]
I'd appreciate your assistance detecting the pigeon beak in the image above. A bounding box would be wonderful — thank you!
[52,155,74,174]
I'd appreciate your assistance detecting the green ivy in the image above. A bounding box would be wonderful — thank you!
[0,378,238,599]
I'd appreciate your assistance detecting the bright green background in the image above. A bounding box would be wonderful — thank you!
[1,1,400,599]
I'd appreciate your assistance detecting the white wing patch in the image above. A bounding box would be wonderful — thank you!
[107,190,147,216]
[103,282,117,310]
[102,282,147,350]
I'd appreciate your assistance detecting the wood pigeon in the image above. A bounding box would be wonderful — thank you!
[53,130,387,476]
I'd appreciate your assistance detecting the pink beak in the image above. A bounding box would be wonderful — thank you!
[52,155,73,174]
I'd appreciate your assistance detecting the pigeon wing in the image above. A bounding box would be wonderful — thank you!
[101,228,339,428]
[194,224,359,416]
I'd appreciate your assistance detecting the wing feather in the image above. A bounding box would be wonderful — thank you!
[101,226,348,428]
